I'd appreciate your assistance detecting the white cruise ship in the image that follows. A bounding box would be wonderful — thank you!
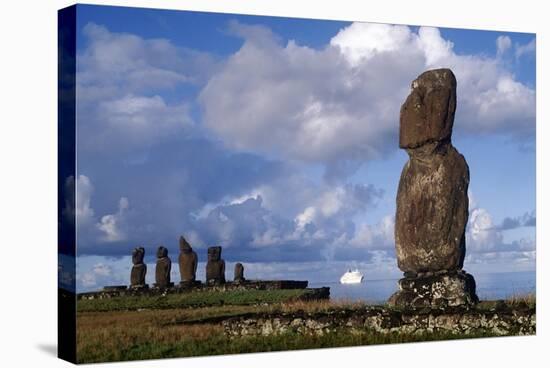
[340,269,364,284]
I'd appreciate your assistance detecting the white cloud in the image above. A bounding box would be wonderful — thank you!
[467,208,503,252]
[465,200,535,259]
[515,38,536,59]
[97,197,130,242]
[92,263,112,277]
[63,175,95,228]
[416,27,454,65]
[76,257,129,291]
[496,35,512,56]
[200,22,535,168]
[78,23,214,93]
[76,23,213,152]
[330,23,415,65]
[190,181,385,260]
[295,184,381,223]
[93,94,192,149]
[350,215,395,250]
[67,174,132,244]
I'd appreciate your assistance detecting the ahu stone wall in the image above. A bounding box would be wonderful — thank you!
[223,304,535,338]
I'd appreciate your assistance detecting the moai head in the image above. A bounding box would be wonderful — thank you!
[156,246,168,259]
[179,236,192,253]
[132,247,145,265]
[399,68,457,150]
[207,246,222,262]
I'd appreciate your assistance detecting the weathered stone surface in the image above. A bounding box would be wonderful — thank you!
[178,236,198,283]
[392,68,476,307]
[130,247,148,288]
[395,143,469,272]
[388,271,478,308]
[395,68,469,273]
[234,262,245,283]
[206,246,225,285]
[155,246,173,288]
[399,68,457,149]
[221,303,535,338]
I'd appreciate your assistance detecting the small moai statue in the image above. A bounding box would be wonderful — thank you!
[178,236,198,285]
[154,246,173,288]
[206,246,225,285]
[130,247,148,289]
[234,262,245,283]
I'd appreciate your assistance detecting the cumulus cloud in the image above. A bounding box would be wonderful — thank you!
[466,201,535,258]
[467,208,503,252]
[200,21,535,170]
[62,175,95,228]
[330,23,418,65]
[76,258,126,290]
[294,184,383,228]
[515,38,536,59]
[92,94,192,150]
[76,23,215,152]
[496,35,512,56]
[97,197,130,242]
[188,181,386,262]
[78,22,216,94]
[350,215,395,250]
[69,174,133,245]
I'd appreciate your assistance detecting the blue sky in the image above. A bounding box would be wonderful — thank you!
[68,4,536,292]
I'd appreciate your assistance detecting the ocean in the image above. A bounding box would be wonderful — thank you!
[309,271,536,303]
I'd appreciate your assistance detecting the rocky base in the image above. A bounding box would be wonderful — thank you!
[179,280,202,288]
[388,270,478,308]
[129,284,149,290]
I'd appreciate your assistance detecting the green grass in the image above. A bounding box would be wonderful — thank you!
[76,293,535,363]
[77,328,501,363]
[77,289,312,312]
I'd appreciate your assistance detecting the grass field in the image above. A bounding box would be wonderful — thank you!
[76,291,535,363]
[77,289,314,312]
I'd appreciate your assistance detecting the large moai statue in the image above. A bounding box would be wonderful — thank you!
[234,262,245,283]
[130,247,148,289]
[206,246,225,285]
[178,236,198,285]
[154,246,173,288]
[388,68,478,308]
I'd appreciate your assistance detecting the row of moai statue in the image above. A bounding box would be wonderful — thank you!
[130,236,246,289]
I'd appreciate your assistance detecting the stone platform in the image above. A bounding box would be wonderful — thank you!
[77,280,310,300]
[221,302,535,338]
[388,270,479,308]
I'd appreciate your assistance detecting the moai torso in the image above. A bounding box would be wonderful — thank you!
[206,246,225,284]
[130,247,147,287]
[234,262,245,282]
[155,246,172,288]
[178,236,198,282]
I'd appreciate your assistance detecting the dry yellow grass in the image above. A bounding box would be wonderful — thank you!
[76,299,373,362]
[76,294,535,363]
[505,292,536,307]
[77,308,225,362]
